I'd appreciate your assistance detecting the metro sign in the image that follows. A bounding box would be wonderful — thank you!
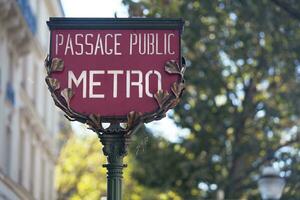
[46,18,185,123]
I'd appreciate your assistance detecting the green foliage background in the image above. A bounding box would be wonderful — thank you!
[56,133,182,200]
[122,0,300,199]
[56,0,300,199]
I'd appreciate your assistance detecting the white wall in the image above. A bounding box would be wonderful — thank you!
[0,31,8,171]
[0,0,64,199]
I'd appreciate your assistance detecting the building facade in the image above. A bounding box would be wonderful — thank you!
[0,0,64,199]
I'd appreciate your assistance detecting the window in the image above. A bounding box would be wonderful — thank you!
[8,51,13,81]
[18,130,25,184]
[0,67,2,94]
[49,169,53,200]
[5,125,11,175]
[21,56,28,89]
[6,51,15,106]
[43,90,47,123]
[30,142,35,193]
[26,55,34,99]
[29,0,37,15]
[40,158,45,200]
[37,77,47,119]
[32,63,37,105]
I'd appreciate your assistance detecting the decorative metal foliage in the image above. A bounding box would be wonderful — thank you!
[44,56,186,135]
[45,77,60,91]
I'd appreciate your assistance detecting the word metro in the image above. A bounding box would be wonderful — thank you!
[68,69,162,98]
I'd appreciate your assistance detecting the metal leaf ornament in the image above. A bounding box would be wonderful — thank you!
[181,57,186,75]
[64,114,76,121]
[127,111,141,130]
[165,60,181,75]
[88,114,102,130]
[171,82,185,98]
[45,77,60,91]
[61,88,74,107]
[50,58,64,73]
[168,98,181,109]
[44,55,51,74]
[154,90,170,108]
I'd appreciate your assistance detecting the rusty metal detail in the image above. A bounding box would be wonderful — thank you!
[60,88,74,108]
[50,57,64,72]
[165,60,185,77]
[171,82,185,98]
[154,90,170,108]
[44,56,186,135]
[126,111,142,134]
[45,77,60,91]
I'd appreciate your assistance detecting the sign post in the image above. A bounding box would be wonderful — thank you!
[46,18,185,200]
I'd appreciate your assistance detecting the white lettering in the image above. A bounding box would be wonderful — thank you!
[65,35,74,55]
[114,34,122,55]
[126,70,143,98]
[138,34,146,55]
[94,34,104,55]
[130,34,137,55]
[85,34,93,55]
[164,34,167,54]
[126,70,130,98]
[68,71,87,98]
[89,70,105,98]
[104,34,113,55]
[147,33,155,55]
[55,34,64,55]
[67,69,164,99]
[145,70,162,97]
[75,34,84,55]
[155,33,163,55]
[107,70,124,98]
[168,34,175,55]
[57,33,176,56]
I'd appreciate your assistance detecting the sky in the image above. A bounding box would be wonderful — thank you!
[61,0,128,18]
[61,0,189,142]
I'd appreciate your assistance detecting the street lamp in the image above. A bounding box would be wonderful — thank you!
[258,165,286,200]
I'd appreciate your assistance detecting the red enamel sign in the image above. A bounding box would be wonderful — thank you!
[47,18,184,120]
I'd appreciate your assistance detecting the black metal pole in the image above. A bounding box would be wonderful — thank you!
[99,124,130,200]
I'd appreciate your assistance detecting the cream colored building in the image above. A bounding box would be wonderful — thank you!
[0,0,64,199]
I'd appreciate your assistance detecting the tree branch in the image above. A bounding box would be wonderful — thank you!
[234,136,299,184]
[224,78,256,197]
[270,0,300,21]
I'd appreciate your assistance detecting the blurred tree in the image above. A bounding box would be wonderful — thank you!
[56,134,107,200]
[123,0,300,199]
[56,131,182,200]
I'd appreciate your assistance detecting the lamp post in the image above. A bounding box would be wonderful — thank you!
[45,18,185,200]
[258,165,286,200]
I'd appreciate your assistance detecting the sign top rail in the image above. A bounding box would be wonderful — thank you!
[47,17,184,31]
